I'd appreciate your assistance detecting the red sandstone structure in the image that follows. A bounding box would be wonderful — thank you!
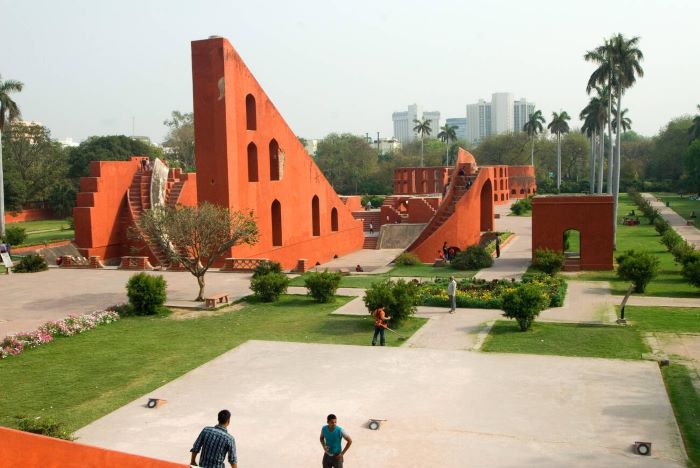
[72,36,536,268]
[531,195,614,270]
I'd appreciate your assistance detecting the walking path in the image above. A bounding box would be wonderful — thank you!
[642,192,700,246]
[475,202,532,281]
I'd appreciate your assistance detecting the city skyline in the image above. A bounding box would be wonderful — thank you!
[2,0,699,144]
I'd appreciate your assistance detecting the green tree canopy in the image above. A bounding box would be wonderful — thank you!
[68,135,163,179]
[162,111,195,170]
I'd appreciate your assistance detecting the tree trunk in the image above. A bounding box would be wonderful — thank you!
[589,133,596,193]
[530,137,535,166]
[607,88,613,194]
[556,134,561,189]
[195,274,206,301]
[597,130,604,193]
[0,133,5,238]
[612,87,623,250]
[420,137,424,167]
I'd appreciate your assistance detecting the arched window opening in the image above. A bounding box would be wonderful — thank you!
[247,142,258,182]
[269,139,280,181]
[331,208,338,232]
[246,94,257,130]
[500,194,505,201]
[500,180,504,190]
[271,200,282,246]
[511,189,516,194]
[494,194,498,202]
[312,195,320,236]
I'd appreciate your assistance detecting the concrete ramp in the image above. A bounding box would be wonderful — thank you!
[21,242,82,265]
[378,223,426,249]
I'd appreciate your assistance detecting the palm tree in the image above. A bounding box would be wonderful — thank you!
[612,108,632,134]
[547,111,571,189]
[580,104,598,193]
[609,33,644,248]
[413,118,432,167]
[522,110,545,166]
[593,86,612,193]
[0,75,24,238]
[689,105,700,143]
[437,124,457,166]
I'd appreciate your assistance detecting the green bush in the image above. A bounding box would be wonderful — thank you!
[510,203,524,215]
[13,255,48,273]
[653,217,670,235]
[16,416,74,440]
[304,271,342,303]
[616,250,660,293]
[126,272,167,315]
[4,225,27,246]
[500,283,549,331]
[532,248,565,275]
[682,258,700,288]
[451,245,493,270]
[660,230,683,250]
[671,242,697,266]
[250,272,289,302]
[363,279,420,325]
[252,260,282,278]
[394,252,421,266]
[361,195,385,208]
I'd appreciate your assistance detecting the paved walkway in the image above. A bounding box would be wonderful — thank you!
[475,202,532,281]
[642,193,700,246]
[308,248,404,273]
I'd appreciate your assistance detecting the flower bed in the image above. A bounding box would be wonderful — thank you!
[0,309,120,359]
[419,275,566,309]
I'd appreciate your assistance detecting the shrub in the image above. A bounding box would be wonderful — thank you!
[361,195,385,208]
[451,245,493,270]
[252,260,282,278]
[532,248,565,275]
[682,258,700,288]
[363,279,419,325]
[510,203,524,215]
[16,417,74,441]
[4,225,26,246]
[250,272,289,302]
[501,283,549,331]
[13,255,48,273]
[653,217,670,235]
[394,252,421,266]
[126,273,167,315]
[671,242,697,266]
[304,271,342,303]
[660,230,683,250]
[616,250,660,293]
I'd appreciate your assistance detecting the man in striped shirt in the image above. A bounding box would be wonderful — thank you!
[190,409,237,468]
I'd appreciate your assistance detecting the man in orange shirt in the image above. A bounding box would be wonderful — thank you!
[371,306,391,346]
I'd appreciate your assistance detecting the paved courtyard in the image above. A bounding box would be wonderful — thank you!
[76,340,684,467]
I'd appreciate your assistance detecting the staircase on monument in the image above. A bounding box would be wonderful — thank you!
[408,171,479,249]
[381,196,409,222]
[126,171,171,267]
[351,210,382,250]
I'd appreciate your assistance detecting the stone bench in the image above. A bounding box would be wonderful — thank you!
[220,258,269,272]
[204,292,229,309]
[119,256,154,270]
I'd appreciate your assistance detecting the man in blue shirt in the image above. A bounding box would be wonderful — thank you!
[319,413,352,468]
[190,409,237,468]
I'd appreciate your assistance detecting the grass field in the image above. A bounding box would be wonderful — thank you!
[0,295,426,432]
[662,364,700,467]
[289,265,476,288]
[619,306,700,333]
[654,193,700,228]
[575,195,700,298]
[7,219,74,247]
[482,320,649,360]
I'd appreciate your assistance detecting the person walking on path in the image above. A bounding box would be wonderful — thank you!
[320,414,352,468]
[447,276,457,314]
[371,306,391,346]
[190,409,237,468]
[495,236,501,258]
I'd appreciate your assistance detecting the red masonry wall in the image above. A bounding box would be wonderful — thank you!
[5,208,56,223]
[508,165,537,198]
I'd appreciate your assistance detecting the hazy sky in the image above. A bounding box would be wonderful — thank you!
[2,0,699,144]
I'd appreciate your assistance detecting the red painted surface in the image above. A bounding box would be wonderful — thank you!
[5,208,56,223]
[0,427,187,468]
[508,165,537,198]
[340,196,363,212]
[191,37,363,269]
[531,195,613,270]
[394,167,451,195]
[406,197,438,223]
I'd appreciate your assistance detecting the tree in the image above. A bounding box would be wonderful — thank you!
[689,105,700,143]
[314,133,379,194]
[612,108,632,134]
[547,111,571,189]
[685,140,700,196]
[412,118,432,167]
[522,110,545,166]
[162,111,195,170]
[68,135,163,180]
[616,249,659,293]
[136,202,259,301]
[580,91,608,192]
[0,75,23,238]
[560,132,589,182]
[437,124,457,166]
[501,283,549,331]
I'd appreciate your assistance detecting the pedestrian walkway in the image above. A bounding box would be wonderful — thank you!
[475,202,532,281]
[642,193,700,246]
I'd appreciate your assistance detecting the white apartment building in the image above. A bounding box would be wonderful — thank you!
[445,117,467,141]
[466,99,491,144]
[491,92,514,135]
[514,99,536,133]
[392,104,441,144]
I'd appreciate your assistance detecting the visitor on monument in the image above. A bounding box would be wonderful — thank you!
[458,166,466,178]
[140,158,147,172]
[495,236,501,258]
[320,414,352,468]
[447,276,457,314]
[442,242,449,260]
[355,264,363,272]
[369,222,374,234]
[190,409,237,468]
[365,200,372,211]
[371,306,391,346]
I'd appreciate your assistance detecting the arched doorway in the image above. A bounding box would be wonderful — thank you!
[311,195,320,236]
[563,229,580,259]
[480,179,493,231]
[330,208,338,231]
[271,200,282,246]
[247,142,258,182]
[269,139,280,181]
[245,94,257,130]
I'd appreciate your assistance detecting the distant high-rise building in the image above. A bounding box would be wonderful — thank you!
[466,99,491,144]
[445,117,467,141]
[392,104,441,143]
[491,92,514,135]
[514,99,536,133]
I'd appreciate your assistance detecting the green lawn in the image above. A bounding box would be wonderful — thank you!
[289,265,476,289]
[7,219,74,247]
[0,294,426,432]
[575,195,700,298]
[654,193,700,228]
[619,306,700,333]
[482,320,649,359]
[662,364,700,467]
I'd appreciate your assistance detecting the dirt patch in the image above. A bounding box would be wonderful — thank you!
[168,303,244,320]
